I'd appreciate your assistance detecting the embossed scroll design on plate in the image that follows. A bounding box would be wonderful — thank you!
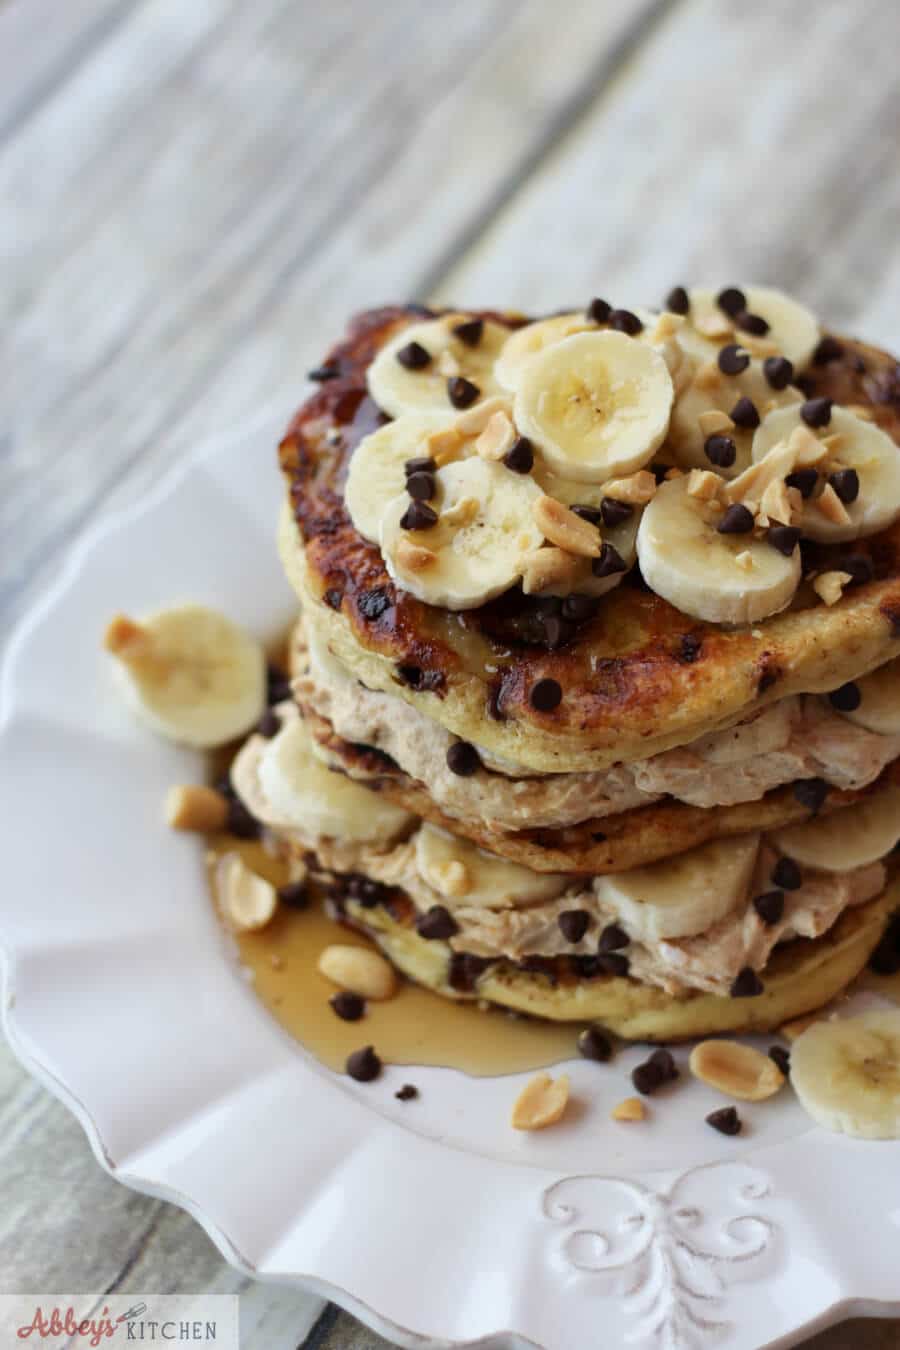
[542,1164,777,1348]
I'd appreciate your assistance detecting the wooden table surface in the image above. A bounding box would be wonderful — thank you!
[2,1,899,1346]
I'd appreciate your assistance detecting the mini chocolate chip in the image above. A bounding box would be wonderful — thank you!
[452,318,483,347]
[730,395,760,429]
[717,503,754,534]
[648,1048,679,1082]
[277,880,308,909]
[801,396,833,428]
[716,287,746,317]
[308,363,340,382]
[730,966,764,998]
[591,830,607,842]
[396,341,431,370]
[446,740,481,776]
[346,1045,382,1082]
[571,955,603,978]
[597,952,630,977]
[330,991,365,1022]
[794,777,828,811]
[650,461,670,484]
[785,467,818,498]
[769,1045,791,1076]
[405,455,437,476]
[540,614,574,651]
[324,587,343,610]
[679,634,702,663]
[763,355,794,390]
[609,308,644,335]
[592,541,628,576]
[530,677,562,711]
[587,297,612,323]
[735,311,770,336]
[772,856,802,890]
[705,433,737,467]
[400,500,438,530]
[395,1083,419,1101]
[598,922,629,953]
[504,436,534,473]
[813,336,844,365]
[226,799,261,840]
[561,593,599,622]
[257,707,281,738]
[843,553,875,586]
[632,1059,666,1096]
[768,525,801,556]
[448,952,491,992]
[558,909,591,944]
[600,497,634,527]
[447,375,480,408]
[829,468,860,504]
[347,874,389,908]
[406,471,435,501]
[577,1026,613,1062]
[358,588,393,620]
[718,343,751,375]
[416,905,460,940]
[666,285,690,315]
[829,681,861,712]
[571,504,604,526]
[706,1106,742,1136]
[753,890,785,925]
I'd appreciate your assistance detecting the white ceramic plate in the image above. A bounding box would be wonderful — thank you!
[2,411,900,1350]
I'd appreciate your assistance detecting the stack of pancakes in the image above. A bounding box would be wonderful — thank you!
[232,291,900,1041]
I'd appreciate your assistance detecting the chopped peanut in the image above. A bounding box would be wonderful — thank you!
[395,539,437,571]
[511,1073,570,1130]
[687,469,723,501]
[318,944,397,1000]
[521,547,583,595]
[698,409,735,436]
[815,483,852,526]
[612,1097,646,1122]
[454,395,513,435]
[474,410,517,462]
[694,311,733,339]
[735,550,754,571]
[165,784,229,833]
[533,495,602,557]
[759,477,795,526]
[813,570,852,606]
[440,495,480,528]
[602,469,657,505]
[426,426,464,465]
[651,312,685,341]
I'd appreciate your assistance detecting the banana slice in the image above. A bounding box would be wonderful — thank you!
[668,360,801,479]
[103,606,266,749]
[636,475,801,624]
[367,315,508,418]
[790,1010,900,1138]
[593,834,760,943]
[414,823,568,909]
[514,330,674,484]
[345,412,457,542]
[770,784,900,872]
[494,307,665,392]
[680,286,820,368]
[257,714,413,842]
[380,456,544,610]
[840,656,900,735]
[752,405,900,543]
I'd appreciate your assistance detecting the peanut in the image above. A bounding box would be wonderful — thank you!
[317,944,397,1001]
[611,1097,646,1122]
[533,495,601,557]
[521,547,583,595]
[511,1073,570,1130]
[165,784,229,832]
[474,410,516,462]
[395,539,437,571]
[215,852,277,932]
[814,483,852,527]
[698,409,735,436]
[687,469,723,502]
[689,1039,785,1101]
[602,470,657,505]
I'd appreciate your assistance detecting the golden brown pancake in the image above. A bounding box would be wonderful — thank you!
[279,306,900,773]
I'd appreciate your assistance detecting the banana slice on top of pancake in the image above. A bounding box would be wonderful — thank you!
[677,286,820,369]
[380,455,545,609]
[751,404,900,542]
[637,474,801,624]
[667,358,802,479]
[514,330,674,484]
[367,315,508,418]
[345,411,458,542]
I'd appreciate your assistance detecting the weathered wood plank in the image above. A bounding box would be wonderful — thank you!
[0,0,662,638]
[0,0,138,143]
[435,0,900,348]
